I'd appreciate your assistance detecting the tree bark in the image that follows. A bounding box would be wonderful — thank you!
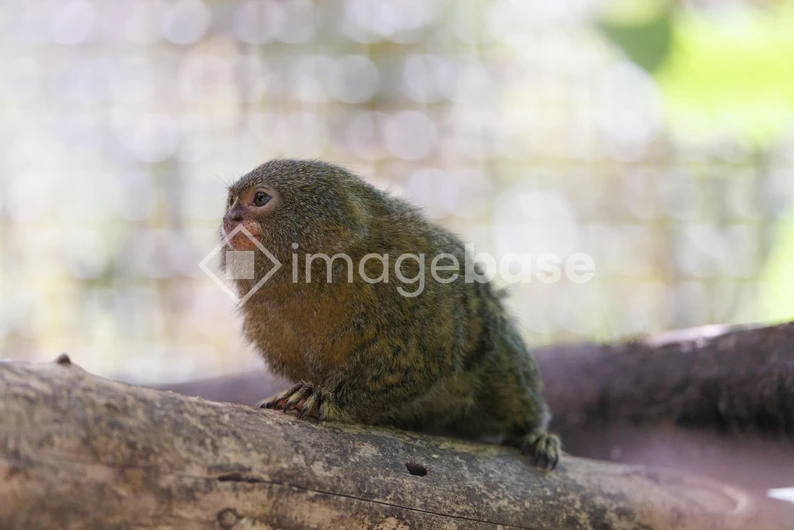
[1,358,792,529]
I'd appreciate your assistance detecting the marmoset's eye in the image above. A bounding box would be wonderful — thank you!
[228,195,235,208]
[254,191,272,207]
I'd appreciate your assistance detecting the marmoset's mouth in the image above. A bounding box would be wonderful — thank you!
[223,220,263,251]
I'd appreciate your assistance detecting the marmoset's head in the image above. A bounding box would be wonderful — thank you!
[221,159,371,259]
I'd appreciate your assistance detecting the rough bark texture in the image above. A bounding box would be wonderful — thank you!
[160,322,794,493]
[2,359,793,529]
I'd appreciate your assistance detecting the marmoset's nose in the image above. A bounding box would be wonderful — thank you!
[223,207,246,234]
[226,208,245,223]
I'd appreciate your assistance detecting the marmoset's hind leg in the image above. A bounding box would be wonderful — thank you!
[484,363,561,470]
[463,387,562,470]
[517,429,561,470]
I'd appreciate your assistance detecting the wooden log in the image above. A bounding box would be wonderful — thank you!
[1,358,792,529]
[533,321,794,494]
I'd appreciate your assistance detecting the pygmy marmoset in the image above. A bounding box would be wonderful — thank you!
[220,159,560,470]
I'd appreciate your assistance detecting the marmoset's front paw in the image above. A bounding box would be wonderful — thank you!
[256,382,348,422]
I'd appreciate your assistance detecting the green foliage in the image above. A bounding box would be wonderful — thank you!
[600,3,794,146]
[657,6,794,145]
[599,7,672,73]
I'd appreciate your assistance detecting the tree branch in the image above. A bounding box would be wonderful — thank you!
[536,322,794,435]
[2,358,792,529]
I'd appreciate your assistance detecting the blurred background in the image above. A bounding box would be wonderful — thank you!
[1,0,793,383]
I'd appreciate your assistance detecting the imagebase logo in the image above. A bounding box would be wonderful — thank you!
[200,232,596,302]
[199,224,281,304]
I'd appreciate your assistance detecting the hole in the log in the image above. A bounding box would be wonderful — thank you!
[217,508,240,529]
[217,472,265,484]
[405,462,427,476]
